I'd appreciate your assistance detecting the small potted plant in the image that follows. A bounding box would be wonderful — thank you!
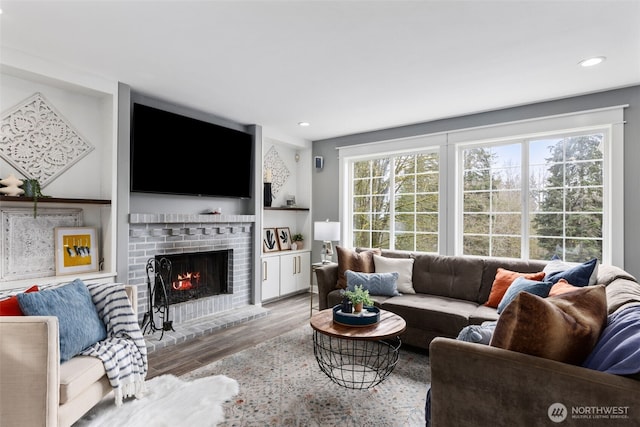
[343,285,374,313]
[291,233,304,250]
[21,178,48,218]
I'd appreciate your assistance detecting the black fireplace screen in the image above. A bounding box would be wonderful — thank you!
[155,249,231,306]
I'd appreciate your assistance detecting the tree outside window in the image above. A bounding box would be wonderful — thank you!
[461,132,604,261]
[352,152,439,252]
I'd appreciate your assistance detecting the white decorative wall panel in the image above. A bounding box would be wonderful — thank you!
[0,92,94,187]
[263,145,290,197]
[1,208,82,281]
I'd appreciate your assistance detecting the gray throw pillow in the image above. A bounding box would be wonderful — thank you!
[456,321,497,345]
[345,270,401,296]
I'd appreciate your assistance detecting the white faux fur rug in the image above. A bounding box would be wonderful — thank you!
[74,374,239,427]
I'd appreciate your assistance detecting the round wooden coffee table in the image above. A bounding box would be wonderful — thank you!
[310,308,407,389]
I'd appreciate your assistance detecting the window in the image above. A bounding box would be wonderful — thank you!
[338,106,625,265]
[460,132,605,261]
[352,152,439,252]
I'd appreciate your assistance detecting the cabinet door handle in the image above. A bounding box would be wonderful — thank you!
[263,261,267,281]
[297,256,301,274]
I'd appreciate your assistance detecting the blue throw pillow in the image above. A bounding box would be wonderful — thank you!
[345,270,400,296]
[17,279,107,362]
[497,277,554,314]
[545,258,598,286]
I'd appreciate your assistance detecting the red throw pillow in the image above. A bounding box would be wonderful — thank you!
[484,269,546,308]
[0,285,39,316]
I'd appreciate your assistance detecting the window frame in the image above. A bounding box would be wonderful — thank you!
[456,128,608,260]
[338,106,625,266]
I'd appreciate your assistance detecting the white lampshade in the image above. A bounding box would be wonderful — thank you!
[314,221,340,242]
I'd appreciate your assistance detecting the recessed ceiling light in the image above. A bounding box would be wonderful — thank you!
[579,56,606,67]
[298,122,310,127]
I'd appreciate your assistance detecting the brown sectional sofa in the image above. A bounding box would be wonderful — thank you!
[430,264,640,426]
[315,249,547,350]
[315,249,640,426]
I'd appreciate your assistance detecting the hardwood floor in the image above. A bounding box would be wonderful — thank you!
[146,293,311,379]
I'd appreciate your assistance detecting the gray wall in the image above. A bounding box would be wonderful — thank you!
[312,85,640,277]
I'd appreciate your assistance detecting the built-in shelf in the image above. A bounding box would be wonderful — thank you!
[264,206,309,211]
[0,196,111,205]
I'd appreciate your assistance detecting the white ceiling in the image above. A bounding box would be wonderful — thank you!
[1,0,639,142]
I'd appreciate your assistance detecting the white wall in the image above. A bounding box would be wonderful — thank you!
[0,71,112,199]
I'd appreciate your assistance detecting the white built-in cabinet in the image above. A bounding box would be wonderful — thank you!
[280,252,311,294]
[261,251,311,300]
[260,136,312,301]
[261,256,280,300]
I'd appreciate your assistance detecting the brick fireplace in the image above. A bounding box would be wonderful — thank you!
[128,213,255,327]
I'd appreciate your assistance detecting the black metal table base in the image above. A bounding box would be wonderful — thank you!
[312,330,401,389]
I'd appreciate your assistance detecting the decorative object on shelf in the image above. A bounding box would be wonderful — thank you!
[0,92,95,187]
[263,182,273,207]
[54,226,99,276]
[263,145,290,198]
[1,208,82,281]
[276,227,292,250]
[0,174,24,196]
[342,284,374,313]
[141,257,175,339]
[20,178,49,218]
[263,228,279,252]
[286,196,296,207]
[314,219,341,263]
[291,233,304,250]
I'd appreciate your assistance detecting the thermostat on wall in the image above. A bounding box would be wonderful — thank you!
[314,156,324,170]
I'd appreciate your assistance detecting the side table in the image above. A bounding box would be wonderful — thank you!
[310,308,407,389]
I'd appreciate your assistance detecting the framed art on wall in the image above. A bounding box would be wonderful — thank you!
[276,227,291,250]
[54,227,99,275]
[263,228,279,253]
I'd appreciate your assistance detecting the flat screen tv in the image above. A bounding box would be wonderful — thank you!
[130,103,253,198]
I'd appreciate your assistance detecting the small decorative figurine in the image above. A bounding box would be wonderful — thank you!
[341,296,353,314]
[0,174,25,196]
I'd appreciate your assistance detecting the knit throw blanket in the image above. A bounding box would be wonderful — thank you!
[80,283,148,406]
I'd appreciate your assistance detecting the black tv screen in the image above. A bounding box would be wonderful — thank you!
[130,103,253,198]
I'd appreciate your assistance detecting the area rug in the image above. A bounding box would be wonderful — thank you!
[182,323,430,426]
[74,374,239,426]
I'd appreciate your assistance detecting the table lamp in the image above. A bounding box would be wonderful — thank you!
[314,220,341,264]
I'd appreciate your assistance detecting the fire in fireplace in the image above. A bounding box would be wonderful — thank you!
[155,249,231,305]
